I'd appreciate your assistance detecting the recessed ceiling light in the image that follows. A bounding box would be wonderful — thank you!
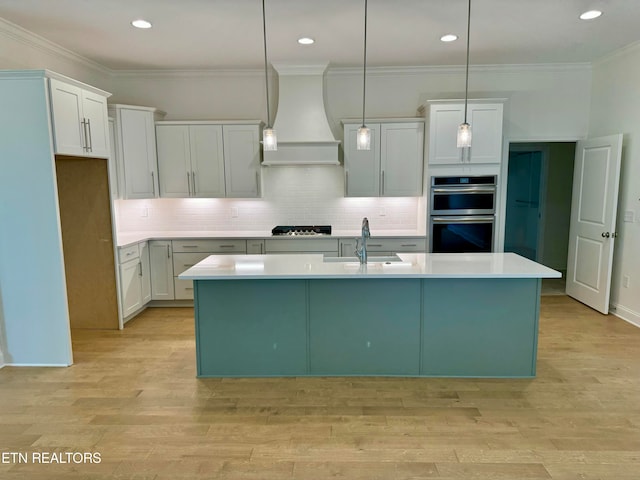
[579,10,602,20]
[440,34,458,42]
[131,19,152,29]
[297,37,315,45]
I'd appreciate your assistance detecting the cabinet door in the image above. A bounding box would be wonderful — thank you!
[119,259,143,318]
[190,125,226,197]
[139,241,151,304]
[120,108,158,199]
[149,240,174,300]
[81,90,110,158]
[49,78,85,156]
[156,125,191,197]
[343,123,381,196]
[380,122,423,196]
[428,105,464,165]
[468,104,503,164]
[246,240,265,254]
[223,125,261,198]
[339,238,357,257]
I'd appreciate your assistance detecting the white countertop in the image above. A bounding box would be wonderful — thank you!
[116,230,426,247]
[178,253,561,280]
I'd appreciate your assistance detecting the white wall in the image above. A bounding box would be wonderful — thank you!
[589,43,640,327]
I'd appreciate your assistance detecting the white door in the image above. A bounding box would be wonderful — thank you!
[119,260,143,318]
[49,78,85,156]
[223,125,261,198]
[150,240,175,300]
[190,125,226,197]
[139,241,152,304]
[156,125,191,197]
[380,122,423,196]
[344,123,381,196]
[566,134,622,314]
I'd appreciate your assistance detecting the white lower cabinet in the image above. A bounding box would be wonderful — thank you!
[117,241,151,322]
[171,239,248,300]
[149,240,174,300]
[339,237,427,257]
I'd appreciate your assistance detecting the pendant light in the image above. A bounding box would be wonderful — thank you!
[357,0,371,150]
[457,0,472,148]
[261,0,277,151]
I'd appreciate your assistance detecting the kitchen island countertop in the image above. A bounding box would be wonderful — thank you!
[179,252,561,280]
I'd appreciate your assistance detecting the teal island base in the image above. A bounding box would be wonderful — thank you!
[193,278,541,378]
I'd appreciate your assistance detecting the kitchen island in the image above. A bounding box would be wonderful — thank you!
[179,253,560,378]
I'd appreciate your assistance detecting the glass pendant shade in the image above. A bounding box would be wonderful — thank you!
[356,126,371,150]
[457,122,472,148]
[263,128,277,151]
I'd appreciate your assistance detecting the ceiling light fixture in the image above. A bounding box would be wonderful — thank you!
[261,0,277,151]
[440,34,458,42]
[457,0,472,149]
[580,10,602,20]
[131,19,152,29]
[357,0,371,151]
[297,37,315,45]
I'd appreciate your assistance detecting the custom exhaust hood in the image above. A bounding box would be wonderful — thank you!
[262,63,340,166]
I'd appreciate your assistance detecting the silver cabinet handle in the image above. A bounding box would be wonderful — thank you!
[183,264,195,268]
[80,119,88,151]
[86,118,92,152]
[401,244,417,247]
[192,171,197,195]
[381,170,385,195]
[151,171,156,196]
[345,170,349,196]
[368,244,383,247]
[167,244,170,258]
[218,245,236,248]
[184,287,194,291]
[181,245,199,248]
[138,262,142,277]
[255,171,260,195]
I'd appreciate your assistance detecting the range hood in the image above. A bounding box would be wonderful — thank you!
[262,63,340,166]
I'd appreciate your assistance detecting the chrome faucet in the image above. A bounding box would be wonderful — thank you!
[355,217,370,264]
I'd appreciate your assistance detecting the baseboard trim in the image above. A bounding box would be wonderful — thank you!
[148,300,194,308]
[610,303,640,328]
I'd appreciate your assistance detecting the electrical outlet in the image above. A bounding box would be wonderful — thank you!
[231,207,239,218]
[623,210,634,223]
[623,275,630,288]
[141,207,148,217]
[379,207,386,217]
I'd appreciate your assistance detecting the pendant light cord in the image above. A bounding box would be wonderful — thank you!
[463,0,471,124]
[361,0,368,128]
[262,0,271,129]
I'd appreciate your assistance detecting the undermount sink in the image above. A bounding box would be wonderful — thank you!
[323,254,403,263]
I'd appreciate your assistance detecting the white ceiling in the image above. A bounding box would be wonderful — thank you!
[0,0,639,71]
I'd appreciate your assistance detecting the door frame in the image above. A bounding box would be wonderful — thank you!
[496,136,580,255]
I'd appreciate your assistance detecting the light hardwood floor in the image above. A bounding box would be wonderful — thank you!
[1,296,639,479]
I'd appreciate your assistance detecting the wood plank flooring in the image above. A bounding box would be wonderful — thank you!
[1,295,639,479]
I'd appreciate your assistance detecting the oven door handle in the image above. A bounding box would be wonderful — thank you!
[431,216,495,223]
[432,186,496,194]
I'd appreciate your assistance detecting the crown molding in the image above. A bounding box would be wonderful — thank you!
[593,40,640,67]
[111,68,267,78]
[0,17,111,76]
[326,63,592,77]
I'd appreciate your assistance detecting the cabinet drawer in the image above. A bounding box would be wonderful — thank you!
[118,244,140,263]
[366,238,427,252]
[172,252,211,276]
[174,278,194,300]
[172,239,246,253]
[265,238,339,253]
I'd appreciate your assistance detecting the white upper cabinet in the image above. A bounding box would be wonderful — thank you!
[156,122,261,199]
[156,123,225,197]
[343,119,424,197]
[49,77,110,158]
[109,105,165,199]
[426,101,504,165]
[223,124,261,198]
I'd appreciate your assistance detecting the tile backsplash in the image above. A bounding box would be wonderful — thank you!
[115,166,422,233]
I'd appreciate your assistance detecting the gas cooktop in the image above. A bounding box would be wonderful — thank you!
[271,225,332,236]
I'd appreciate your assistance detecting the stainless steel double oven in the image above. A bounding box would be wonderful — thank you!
[429,175,497,253]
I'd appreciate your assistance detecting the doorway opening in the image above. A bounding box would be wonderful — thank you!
[504,142,575,295]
